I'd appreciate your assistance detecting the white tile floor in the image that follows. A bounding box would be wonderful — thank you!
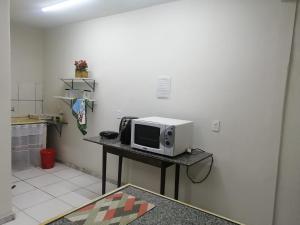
[7,163,117,225]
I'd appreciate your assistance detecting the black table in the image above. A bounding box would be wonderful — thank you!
[45,184,242,225]
[84,136,213,200]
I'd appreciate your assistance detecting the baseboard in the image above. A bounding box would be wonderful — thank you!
[0,213,15,225]
[56,159,118,185]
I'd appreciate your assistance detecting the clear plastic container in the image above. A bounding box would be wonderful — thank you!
[12,124,47,169]
[12,150,30,171]
[30,148,42,167]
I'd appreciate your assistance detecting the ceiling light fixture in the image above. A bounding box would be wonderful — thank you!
[42,0,88,12]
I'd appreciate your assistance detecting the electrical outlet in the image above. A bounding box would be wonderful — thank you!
[212,120,221,132]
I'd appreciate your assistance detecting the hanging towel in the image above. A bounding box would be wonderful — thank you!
[72,98,87,135]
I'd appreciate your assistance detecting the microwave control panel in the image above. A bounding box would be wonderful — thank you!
[162,126,175,147]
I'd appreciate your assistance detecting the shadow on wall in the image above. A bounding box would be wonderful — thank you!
[184,159,232,214]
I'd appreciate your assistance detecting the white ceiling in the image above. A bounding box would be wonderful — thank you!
[11,0,178,28]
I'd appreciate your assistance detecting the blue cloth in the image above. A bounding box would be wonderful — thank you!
[72,99,84,115]
[72,99,87,135]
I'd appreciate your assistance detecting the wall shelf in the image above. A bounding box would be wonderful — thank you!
[54,96,96,112]
[53,77,97,135]
[60,78,96,91]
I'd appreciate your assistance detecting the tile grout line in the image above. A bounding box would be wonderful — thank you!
[13,172,101,200]
[12,170,75,223]
[19,209,42,224]
[11,164,107,223]
[12,166,74,211]
[11,163,118,224]
[13,165,83,193]
[21,196,74,224]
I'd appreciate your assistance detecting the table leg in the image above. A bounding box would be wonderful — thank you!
[160,164,166,195]
[174,164,180,200]
[102,149,107,195]
[117,156,123,187]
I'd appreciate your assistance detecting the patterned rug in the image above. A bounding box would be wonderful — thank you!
[50,192,155,225]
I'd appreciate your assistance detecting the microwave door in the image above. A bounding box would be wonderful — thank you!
[132,122,165,153]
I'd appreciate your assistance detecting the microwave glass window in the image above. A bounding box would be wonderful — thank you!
[134,124,160,149]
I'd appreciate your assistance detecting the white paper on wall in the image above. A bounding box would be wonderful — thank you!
[157,76,171,99]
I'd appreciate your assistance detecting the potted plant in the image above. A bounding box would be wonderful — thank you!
[74,60,88,78]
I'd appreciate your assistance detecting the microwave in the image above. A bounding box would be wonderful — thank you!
[131,117,193,157]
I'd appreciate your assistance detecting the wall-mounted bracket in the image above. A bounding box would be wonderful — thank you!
[86,101,95,112]
[60,78,96,91]
[47,121,68,137]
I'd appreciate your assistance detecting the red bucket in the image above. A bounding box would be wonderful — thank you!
[40,148,56,169]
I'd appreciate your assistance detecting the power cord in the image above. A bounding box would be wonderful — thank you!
[186,148,214,184]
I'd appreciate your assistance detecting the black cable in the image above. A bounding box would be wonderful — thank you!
[186,149,214,184]
[190,148,205,154]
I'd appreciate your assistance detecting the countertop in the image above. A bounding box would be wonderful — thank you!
[84,136,213,166]
[11,117,47,125]
[11,117,67,126]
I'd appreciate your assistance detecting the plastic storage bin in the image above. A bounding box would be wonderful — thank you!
[12,124,47,169]
[12,150,30,171]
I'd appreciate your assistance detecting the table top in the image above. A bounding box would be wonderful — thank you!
[84,136,213,166]
[44,184,243,225]
[11,117,67,126]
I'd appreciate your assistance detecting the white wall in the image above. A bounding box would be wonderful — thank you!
[43,1,296,225]
[274,1,300,225]
[0,0,13,221]
[11,23,44,85]
[11,23,44,116]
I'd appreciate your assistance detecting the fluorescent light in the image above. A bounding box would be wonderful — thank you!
[42,0,88,12]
